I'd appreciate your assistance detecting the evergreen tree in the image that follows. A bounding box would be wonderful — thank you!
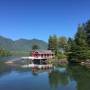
[48,35,53,50]
[48,35,58,51]
[52,35,58,51]
[85,20,90,47]
[75,25,89,60]
[58,37,68,52]
[68,24,90,62]
[32,44,39,50]
[75,25,87,47]
[67,38,74,52]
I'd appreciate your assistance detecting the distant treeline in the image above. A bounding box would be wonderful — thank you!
[48,20,90,62]
[0,49,11,56]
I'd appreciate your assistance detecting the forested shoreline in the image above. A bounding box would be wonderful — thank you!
[0,20,90,63]
[48,20,90,63]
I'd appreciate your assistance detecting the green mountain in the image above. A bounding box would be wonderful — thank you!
[0,36,48,51]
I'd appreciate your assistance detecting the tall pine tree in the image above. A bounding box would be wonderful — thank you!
[85,20,90,47]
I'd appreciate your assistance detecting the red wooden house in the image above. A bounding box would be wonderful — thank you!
[31,50,54,59]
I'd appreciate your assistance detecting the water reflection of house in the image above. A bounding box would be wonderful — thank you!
[32,68,52,75]
[31,50,54,59]
[20,50,54,68]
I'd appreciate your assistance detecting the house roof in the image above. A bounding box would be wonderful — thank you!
[32,50,54,54]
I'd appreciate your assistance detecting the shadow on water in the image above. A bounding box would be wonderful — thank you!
[48,64,90,90]
[67,65,90,90]
[48,67,69,90]
[0,61,12,78]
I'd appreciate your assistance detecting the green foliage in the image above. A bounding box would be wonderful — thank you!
[75,25,87,46]
[0,48,11,56]
[48,35,58,51]
[32,44,39,50]
[66,38,74,52]
[85,20,90,46]
[56,52,66,59]
[48,36,53,50]
[68,20,90,62]
[48,35,68,58]
[58,37,68,52]
[11,51,30,56]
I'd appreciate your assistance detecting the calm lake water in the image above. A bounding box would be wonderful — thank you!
[0,57,90,90]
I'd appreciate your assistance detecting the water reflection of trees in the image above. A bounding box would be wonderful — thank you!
[48,67,69,89]
[0,61,12,77]
[67,65,90,90]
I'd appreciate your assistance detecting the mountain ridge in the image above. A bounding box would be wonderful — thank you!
[0,36,48,51]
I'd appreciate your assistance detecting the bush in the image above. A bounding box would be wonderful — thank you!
[56,52,67,59]
[0,49,11,56]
